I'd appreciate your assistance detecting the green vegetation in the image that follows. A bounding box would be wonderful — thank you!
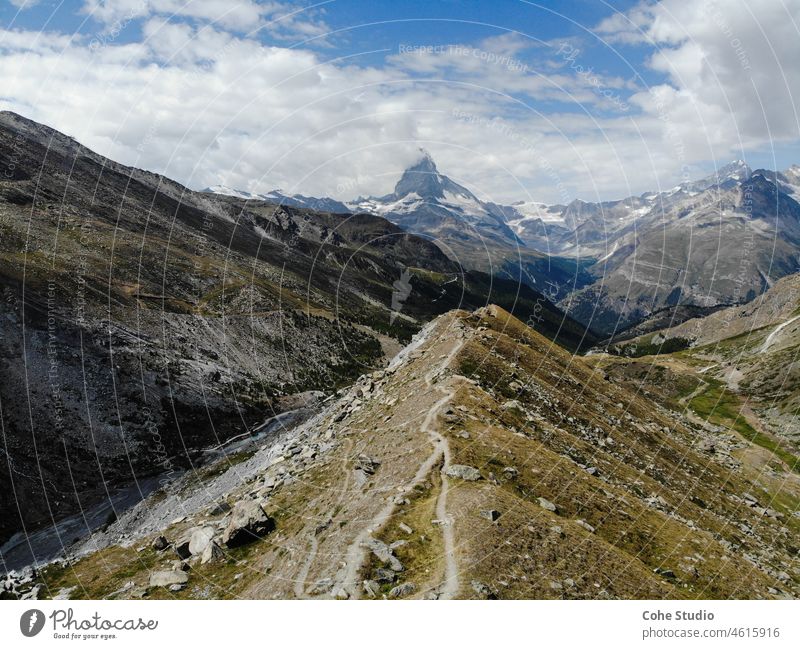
[687,378,800,473]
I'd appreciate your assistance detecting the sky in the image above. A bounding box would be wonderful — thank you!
[1,0,798,204]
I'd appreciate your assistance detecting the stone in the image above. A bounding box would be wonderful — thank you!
[653,568,676,579]
[308,578,333,596]
[480,509,501,522]
[200,541,225,564]
[374,568,397,583]
[576,519,595,533]
[168,583,184,592]
[537,497,558,513]
[355,454,381,475]
[149,570,189,588]
[471,580,497,599]
[502,467,518,479]
[188,526,215,556]
[398,522,414,535]
[445,464,482,481]
[389,582,416,598]
[221,499,275,548]
[151,535,169,551]
[363,580,381,598]
[363,537,404,572]
[698,439,716,454]
[174,539,192,560]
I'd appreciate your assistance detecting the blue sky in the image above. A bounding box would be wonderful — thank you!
[1,0,797,202]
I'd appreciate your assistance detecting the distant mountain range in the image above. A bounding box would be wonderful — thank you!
[209,153,800,336]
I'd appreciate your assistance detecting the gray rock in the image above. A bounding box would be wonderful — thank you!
[480,509,501,522]
[151,535,169,551]
[362,580,381,598]
[221,499,275,547]
[188,526,215,556]
[149,570,189,588]
[398,522,414,535]
[374,568,397,583]
[200,541,225,565]
[537,497,558,513]
[446,464,482,481]
[389,582,416,598]
[471,580,496,599]
[355,454,381,475]
[363,537,404,572]
[174,539,192,560]
[502,467,518,479]
[575,519,595,533]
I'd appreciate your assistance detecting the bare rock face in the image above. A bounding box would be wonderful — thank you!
[221,500,275,548]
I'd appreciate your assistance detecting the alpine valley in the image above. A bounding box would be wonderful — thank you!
[1,113,799,601]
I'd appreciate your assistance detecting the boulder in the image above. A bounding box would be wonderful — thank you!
[149,570,189,588]
[174,539,192,560]
[200,541,225,565]
[188,526,216,556]
[374,568,397,583]
[389,583,416,598]
[480,509,501,522]
[221,499,275,548]
[363,580,381,598]
[355,454,381,475]
[445,464,482,481]
[151,535,169,551]
[537,497,558,513]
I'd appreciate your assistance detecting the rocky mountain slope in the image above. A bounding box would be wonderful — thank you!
[12,306,799,600]
[561,169,800,335]
[203,185,351,214]
[0,111,593,551]
[606,272,800,447]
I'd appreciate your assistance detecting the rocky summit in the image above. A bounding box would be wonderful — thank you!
[12,306,798,600]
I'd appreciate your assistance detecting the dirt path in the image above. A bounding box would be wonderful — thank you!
[332,331,464,599]
[422,339,463,601]
[293,437,354,598]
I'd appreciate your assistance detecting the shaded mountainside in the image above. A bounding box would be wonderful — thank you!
[0,111,593,548]
[20,306,800,600]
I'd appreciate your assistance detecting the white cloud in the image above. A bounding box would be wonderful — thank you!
[0,0,797,205]
[80,0,331,39]
[9,0,40,8]
[599,0,800,147]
